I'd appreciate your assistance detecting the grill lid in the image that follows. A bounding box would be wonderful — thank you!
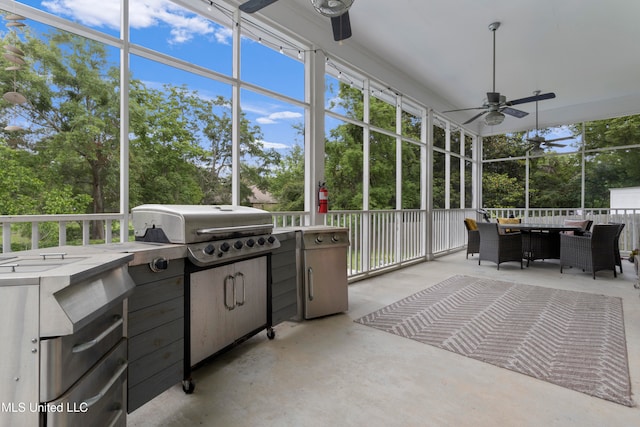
[132,204,274,244]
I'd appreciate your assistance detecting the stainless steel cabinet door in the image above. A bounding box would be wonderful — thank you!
[190,256,267,366]
[0,285,40,427]
[303,247,348,319]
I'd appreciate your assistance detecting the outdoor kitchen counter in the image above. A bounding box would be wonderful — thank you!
[11,241,188,266]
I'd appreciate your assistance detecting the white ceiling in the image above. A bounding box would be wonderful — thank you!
[233,0,640,136]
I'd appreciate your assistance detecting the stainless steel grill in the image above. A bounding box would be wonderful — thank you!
[132,204,278,266]
[131,204,280,394]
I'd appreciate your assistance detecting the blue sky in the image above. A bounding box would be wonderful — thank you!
[16,0,306,151]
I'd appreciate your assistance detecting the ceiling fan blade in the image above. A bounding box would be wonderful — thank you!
[463,111,488,125]
[501,107,528,118]
[239,0,279,13]
[442,106,486,113]
[507,92,556,106]
[545,135,574,143]
[331,12,352,41]
[543,141,567,148]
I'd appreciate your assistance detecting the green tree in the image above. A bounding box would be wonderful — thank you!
[579,115,640,207]
[1,26,279,226]
[268,143,305,211]
[128,82,208,206]
[1,29,120,238]
[325,83,417,210]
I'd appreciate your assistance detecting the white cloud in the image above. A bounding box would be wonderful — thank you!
[40,0,230,45]
[256,111,303,125]
[259,140,289,150]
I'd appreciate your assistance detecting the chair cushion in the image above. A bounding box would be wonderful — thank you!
[464,218,478,231]
[497,217,520,234]
[563,219,590,235]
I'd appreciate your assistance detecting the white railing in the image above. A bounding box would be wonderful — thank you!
[3,208,638,279]
[1,213,128,253]
[323,210,428,278]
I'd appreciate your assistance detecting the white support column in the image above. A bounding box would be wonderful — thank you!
[460,129,465,209]
[474,136,482,210]
[231,9,242,205]
[420,111,428,211]
[425,109,434,260]
[362,80,371,272]
[119,0,130,241]
[580,122,586,211]
[444,122,451,210]
[305,49,326,225]
[395,97,403,210]
[395,96,403,263]
[525,151,530,214]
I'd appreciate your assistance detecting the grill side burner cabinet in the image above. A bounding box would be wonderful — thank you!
[299,226,349,319]
[131,204,280,394]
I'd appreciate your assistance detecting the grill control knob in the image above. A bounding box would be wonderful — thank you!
[331,234,340,243]
[234,240,244,250]
[257,237,266,245]
[220,242,231,252]
[315,234,324,244]
[204,244,215,255]
[150,257,168,272]
[268,235,276,244]
[246,238,255,247]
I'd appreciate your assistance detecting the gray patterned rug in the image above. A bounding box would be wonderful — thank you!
[355,275,633,406]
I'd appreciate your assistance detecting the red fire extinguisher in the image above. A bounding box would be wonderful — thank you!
[318,181,328,214]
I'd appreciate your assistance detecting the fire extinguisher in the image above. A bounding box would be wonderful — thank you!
[318,181,328,214]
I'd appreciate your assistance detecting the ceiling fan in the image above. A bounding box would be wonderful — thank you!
[238,0,354,42]
[443,22,556,126]
[526,90,573,150]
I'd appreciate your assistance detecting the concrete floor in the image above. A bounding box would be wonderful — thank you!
[127,253,640,427]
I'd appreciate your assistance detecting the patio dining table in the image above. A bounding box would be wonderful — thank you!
[498,223,583,266]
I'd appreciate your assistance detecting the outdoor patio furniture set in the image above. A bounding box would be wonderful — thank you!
[464,217,625,279]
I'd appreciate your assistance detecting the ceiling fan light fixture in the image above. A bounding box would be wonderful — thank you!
[485,111,504,126]
[310,0,354,17]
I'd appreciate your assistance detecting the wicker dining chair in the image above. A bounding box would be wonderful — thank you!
[560,224,619,279]
[477,222,523,270]
[609,222,625,273]
[464,218,480,259]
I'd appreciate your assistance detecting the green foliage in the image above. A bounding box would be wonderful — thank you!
[0,144,41,214]
[1,26,279,224]
[482,172,525,208]
[267,144,305,211]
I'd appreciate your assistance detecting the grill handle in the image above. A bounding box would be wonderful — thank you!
[196,224,272,235]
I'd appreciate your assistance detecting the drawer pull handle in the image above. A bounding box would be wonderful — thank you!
[106,408,124,427]
[235,272,246,306]
[224,275,236,310]
[72,316,123,353]
[307,267,314,301]
[82,361,128,408]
